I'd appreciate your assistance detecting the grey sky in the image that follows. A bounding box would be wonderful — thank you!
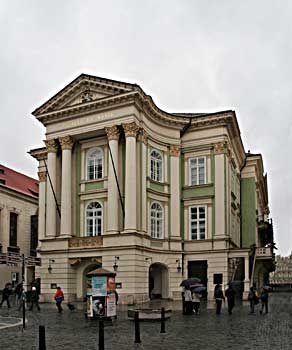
[0,1,291,255]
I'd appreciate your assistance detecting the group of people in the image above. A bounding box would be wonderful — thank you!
[183,283,270,316]
[0,282,65,313]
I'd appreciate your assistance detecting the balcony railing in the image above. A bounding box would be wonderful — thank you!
[69,236,103,249]
[256,247,273,258]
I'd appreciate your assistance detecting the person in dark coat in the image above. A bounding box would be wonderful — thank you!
[260,287,269,314]
[0,284,12,308]
[225,283,235,315]
[214,284,225,315]
[248,286,258,314]
[29,286,40,311]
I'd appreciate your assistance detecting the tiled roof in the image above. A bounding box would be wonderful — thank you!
[0,164,38,199]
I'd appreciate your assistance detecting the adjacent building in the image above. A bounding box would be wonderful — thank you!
[0,164,39,288]
[269,254,292,289]
[29,74,275,303]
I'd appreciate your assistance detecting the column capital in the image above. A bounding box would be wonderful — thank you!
[141,129,148,145]
[44,139,58,153]
[170,144,180,157]
[123,122,139,138]
[38,171,47,182]
[214,141,225,155]
[105,125,120,141]
[59,136,74,150]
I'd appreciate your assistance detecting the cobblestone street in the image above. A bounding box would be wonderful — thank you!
[0,293,291,350]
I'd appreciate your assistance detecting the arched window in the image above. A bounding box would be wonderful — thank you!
[86,147,103,180]
[86,201,103,236]
[150,202,163,239]
[150,150,163,182]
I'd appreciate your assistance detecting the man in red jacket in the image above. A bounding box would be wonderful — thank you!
[54,286,64,313]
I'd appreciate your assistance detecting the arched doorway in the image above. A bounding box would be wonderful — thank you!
[83,263,101,298]
[149,263,169,299]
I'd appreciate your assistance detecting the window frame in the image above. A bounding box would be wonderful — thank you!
[150,201,164,239]
[150,149,164,182]
[86,147,104,181]
[9,212,18,247]
[189,156,207,186]
[189,205,207,240]
[85,201,103,237]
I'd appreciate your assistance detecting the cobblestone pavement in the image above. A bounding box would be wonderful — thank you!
[0,293,292,350]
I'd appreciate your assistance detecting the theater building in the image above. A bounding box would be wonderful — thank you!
[29,74,274,303]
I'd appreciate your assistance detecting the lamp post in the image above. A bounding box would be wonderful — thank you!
[113,256,119,272]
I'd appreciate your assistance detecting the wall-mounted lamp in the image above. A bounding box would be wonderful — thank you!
[176,259,182,273]
[113,256,119,272]
[48,259,55,273]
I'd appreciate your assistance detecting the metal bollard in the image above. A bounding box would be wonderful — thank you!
[134,311,141,343]
[99,320,104,350]
[160,307,166,333]
[39,325,46,350]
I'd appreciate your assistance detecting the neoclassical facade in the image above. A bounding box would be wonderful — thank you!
[30,74,274,303]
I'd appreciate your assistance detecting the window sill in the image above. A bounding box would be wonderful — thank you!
[147,177,169,186]
[183,183,213,190]
[81,177,107,184]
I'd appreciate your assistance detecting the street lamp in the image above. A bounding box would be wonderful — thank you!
[176,259,182,273]
[48,259,55,273]
[113,256,119,271]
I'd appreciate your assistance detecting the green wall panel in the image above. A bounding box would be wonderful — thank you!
[150,181,165,192]
[182,184,214,199]
[241,177,256,248]
[85,181,104,191]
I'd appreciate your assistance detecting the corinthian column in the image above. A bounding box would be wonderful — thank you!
[123,122,139,232]
[59,136,74,237]
[105,125,120,233]
[44,139,58,238]
[170,145,181,237]
[38,171,47,242]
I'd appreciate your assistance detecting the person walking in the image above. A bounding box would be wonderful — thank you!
[184,286,193,315]
[225,283,235,315]
[29,286,40,311]
[15,283,23,310]
[248,286,258,314]
[54,286,64,313]
[260,287,269,314]
[0,283,12,308]
[214,284,225,315]
[192,292,201,315]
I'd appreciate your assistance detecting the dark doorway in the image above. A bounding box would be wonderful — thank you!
[187,260,208,292]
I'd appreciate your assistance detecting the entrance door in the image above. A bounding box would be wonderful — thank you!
[149,263,169,299]
[187,260,208,287]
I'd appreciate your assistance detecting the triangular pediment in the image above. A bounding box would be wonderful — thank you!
[33,73,138,116]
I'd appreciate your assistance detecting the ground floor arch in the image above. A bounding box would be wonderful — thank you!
[149,263,169,299]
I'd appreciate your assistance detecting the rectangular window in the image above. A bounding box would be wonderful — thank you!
[9,213,18,247]
[189,206,206,240]
[189,157,206,186]
[30,215,38,256]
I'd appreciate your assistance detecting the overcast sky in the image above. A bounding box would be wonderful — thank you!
[0,1,291,255]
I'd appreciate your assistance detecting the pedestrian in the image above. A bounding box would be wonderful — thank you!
[214,284,225,315]
[192,291,201,314]
[248,285,259,314]
[114,289,119,319]
[184,286,193,314]
[225,283,235,315]
[181,287,187,315]
[0,283,12,308]
[15,282,23,310]
[29,286,40,311]
[260,287,269,314]
[54,286,64,313]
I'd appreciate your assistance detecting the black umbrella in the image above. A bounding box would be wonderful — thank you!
[180,277,201,288]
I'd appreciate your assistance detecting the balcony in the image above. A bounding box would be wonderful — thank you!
[69,236,103,249]
[256,247,273,258]
[257,218,274,246]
